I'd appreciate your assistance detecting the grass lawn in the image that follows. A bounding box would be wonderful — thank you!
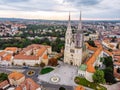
[75,77,107,90]
[40,67,54,74]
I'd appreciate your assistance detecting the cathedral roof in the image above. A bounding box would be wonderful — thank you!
[79,64,87,71]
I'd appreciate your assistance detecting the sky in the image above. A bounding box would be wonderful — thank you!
[0,0,120,20]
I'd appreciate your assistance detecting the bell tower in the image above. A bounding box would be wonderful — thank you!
[75,11,84,48]
[65,12,72,47]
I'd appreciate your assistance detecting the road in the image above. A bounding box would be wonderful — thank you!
[0,65,93,90]
[39,81,74,90]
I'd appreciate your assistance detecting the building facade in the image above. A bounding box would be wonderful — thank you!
[64,12,84,66]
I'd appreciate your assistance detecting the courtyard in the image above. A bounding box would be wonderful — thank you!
[38,64,78,86]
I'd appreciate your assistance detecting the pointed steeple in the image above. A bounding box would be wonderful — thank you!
[78,10,82,31]
[67,11,71,30]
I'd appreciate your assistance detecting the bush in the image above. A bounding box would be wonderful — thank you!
[40,62,45,68]
[40,67,54,74]
[0,73,8,82]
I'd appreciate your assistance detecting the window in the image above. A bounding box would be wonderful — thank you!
[70,49,74,53]
[67,39,69,44]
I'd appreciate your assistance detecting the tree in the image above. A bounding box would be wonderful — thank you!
[103,56,113,68]
[93,70,105,84]
[103,67,116,84]
[48,58,58,66]
[117,68,120,73]
[116,43,120,49]
[23,62,26,66]
[0,73,8,82]
[40,62,45,68]
[103,57,116,84]
[59,87,66,90]
[87,40,96,47]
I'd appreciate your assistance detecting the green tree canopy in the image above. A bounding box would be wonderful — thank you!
[0,73,8,82]
[103,56,113,68]
[93,70,105,84]
[87,40,96,47]
[59,87,66,90]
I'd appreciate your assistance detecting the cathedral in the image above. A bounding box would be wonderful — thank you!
[64,12,87,66]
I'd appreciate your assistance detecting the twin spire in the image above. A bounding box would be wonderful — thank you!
[67,11,82,31]
[78,11,82,30]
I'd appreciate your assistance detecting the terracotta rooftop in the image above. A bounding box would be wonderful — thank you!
[75,86,85,90]
[0,80,9,89]
[0,51,6,56]
[37,47,47,57]
[114,62,120,66]
[43,54,48,59]
[114,68,120,80]
[14,55,39,60]
[8,72,24,80]
[113,50,120,56]
[4,47,18,53]
[14,44,48,60]
[2,54,12,61]
[114,56,120,61]
[15,86,22,90]
[15,78,40,90]
[86,45,103,73]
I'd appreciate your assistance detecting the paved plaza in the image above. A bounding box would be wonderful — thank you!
[104,82,120,90]
[38,64,78,86]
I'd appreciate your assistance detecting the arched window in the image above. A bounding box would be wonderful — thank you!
[67,39,69,44]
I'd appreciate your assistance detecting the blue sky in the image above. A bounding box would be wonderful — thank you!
[0,0,119,20]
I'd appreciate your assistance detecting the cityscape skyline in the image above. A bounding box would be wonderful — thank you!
[0,0,120,20]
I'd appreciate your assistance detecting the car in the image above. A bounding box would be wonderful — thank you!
[35,74,39,77]
[23,66,29,69]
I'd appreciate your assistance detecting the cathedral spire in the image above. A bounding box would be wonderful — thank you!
[69,11,70,21]
[67,11,71,30]
[78,10,82,30]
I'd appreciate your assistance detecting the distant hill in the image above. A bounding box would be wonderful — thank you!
[0,17,120,23]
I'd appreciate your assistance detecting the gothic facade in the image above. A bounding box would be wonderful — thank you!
[64,12,84,66]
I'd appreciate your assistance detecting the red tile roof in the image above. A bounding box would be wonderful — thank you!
[114,68,120,79]
[14,55,39,60]
[86,45,103,73]
[43,54,48,59]
[15,78,40,90]
[8,72,24,80]
[14,44,48,60]
[0,80,9,89]
[37,47,46,57]
[4,47,18,53]
[0,51,6,56]
[2,54,12,61]
[75,86,85,90]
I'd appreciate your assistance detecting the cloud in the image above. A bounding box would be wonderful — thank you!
[64,0,102,6]
[0,0,119,19]
[3,0,29,3]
